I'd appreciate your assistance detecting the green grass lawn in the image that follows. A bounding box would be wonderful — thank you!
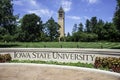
[11,60,94,68]
[0,42,120,49]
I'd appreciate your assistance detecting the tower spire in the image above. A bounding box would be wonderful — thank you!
[58,6,64,13]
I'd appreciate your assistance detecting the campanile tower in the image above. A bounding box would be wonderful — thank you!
[58,7,65,40]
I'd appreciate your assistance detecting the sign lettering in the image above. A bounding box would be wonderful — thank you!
[13,52,95,62]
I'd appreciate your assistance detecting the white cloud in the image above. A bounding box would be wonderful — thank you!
[87,0,98,4]
[61,0,72,12]
[83,16,90,20]
[13,0,37,6]
[81,0,99,4]
[28,9,54,17]
[67,16,81,20]
[29,0,37,6]
[13,0,54,17]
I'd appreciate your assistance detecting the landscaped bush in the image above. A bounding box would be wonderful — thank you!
[0,54,12,63]
[0,54,5,62]
[94,57,120,73]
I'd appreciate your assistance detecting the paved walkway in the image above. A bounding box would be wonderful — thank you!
[0,63,120,80]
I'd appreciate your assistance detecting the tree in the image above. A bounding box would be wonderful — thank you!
[103,22,118,41]
[90,17,98,33]
[20,13,43,42]
[85,19,91,33]
[72,24,78,34]
[113,0,120,31]
[72,31,98,42]
[78,23,83,32]
[44,17,60,41]
[96,19,104,40]
[72,32,80,42]
[66,32,72,41]
[0,0,16,35]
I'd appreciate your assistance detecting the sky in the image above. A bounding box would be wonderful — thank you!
[13,0,117,34]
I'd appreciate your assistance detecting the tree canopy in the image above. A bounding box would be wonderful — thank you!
[113,0,120,31]
[44,17,60,41]
[0,0,16,35]
[20,14,43,42]
[0,0,120,42]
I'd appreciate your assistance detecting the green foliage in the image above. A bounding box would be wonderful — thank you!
[78,23,83,32]
[11,60,93,68]
[85,19,91,33]
[1,42,120,49]
[66,32,72,42]
[20,13,43,42]
[2,34,14,42]
[0,0,120,42]
[90,17,98,33]
[0,0,17,42]
[44,17,60,41]
[113,0,120,31]
[72,24,78,33]
[0,0,16,35]
[72,32,98,42]
[68,16,119,42]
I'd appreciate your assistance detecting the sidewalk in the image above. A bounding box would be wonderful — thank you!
[0,63,119,80]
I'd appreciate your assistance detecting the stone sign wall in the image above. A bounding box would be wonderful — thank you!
[13,51,96,63]
[0,48,120,63]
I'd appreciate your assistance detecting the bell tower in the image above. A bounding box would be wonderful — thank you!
[58,7,65,40]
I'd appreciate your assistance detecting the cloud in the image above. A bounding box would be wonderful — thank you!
[87,0,99,4]
[67,15,81,20]
[29,0,37,6]
[13,0,54,17]
[83,16,90,20]
[81,0,99,4]
[61,0,72,12]
[13,0,37,6]
[13,0,23,6]
[28,9,54,17]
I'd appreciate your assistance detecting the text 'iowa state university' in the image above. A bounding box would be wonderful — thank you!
[14,52,95,61]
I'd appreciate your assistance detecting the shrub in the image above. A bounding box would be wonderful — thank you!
[0,54,12,62]
[0,54,5,62]
[4,54,12,62]
[94,57,120,73]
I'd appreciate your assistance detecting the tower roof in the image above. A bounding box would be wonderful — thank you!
[58,6,64,13]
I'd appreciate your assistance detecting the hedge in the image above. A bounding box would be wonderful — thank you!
[0,54,12,62]
[94,57,120,73]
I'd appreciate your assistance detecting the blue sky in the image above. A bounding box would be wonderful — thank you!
[13,0,117,34]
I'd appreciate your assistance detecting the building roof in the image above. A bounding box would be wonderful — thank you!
[58,6,64,13]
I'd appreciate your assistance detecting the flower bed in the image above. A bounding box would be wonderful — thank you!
[94,57,120,73]
[0,54,11,62]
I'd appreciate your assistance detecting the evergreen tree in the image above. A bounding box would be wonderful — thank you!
[113,0,120,31]
[44,17,60,41]
[85,19,91,33]
[72,24,78,34]
[96,19,105,40]
[103,22,118,41]
[66,32,72,41]
[78,23,83,32]
[90,17,98,33]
